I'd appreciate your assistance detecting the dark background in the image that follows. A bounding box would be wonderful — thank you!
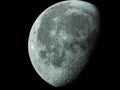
[2,0,118,89]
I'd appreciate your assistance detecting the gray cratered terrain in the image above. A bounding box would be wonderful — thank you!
[28,0,100,87]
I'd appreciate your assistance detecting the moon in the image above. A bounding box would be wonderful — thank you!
[28,0,100,87]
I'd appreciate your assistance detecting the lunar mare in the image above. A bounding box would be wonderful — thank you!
[28,0,100,87]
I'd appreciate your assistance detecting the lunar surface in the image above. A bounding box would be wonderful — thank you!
[28,0,100,87]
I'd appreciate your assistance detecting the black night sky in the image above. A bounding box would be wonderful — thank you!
[2,0,118,89]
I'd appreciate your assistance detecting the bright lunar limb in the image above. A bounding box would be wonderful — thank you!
[28,0,100,87]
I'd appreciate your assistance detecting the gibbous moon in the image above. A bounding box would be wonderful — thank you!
[28,0,100,87]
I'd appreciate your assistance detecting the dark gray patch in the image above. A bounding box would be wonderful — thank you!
[86,30,99,48]
[64,41,72,50]
[79,41,88,50]
[39,50,47,59]
[50,47,65,67]
[69,41,81,53]
[65,14,90,36]
[51,56,64,67]
[43,52,65,68]
[38,43,65,68]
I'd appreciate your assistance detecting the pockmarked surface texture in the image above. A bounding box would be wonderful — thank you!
[28,0,100,87]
